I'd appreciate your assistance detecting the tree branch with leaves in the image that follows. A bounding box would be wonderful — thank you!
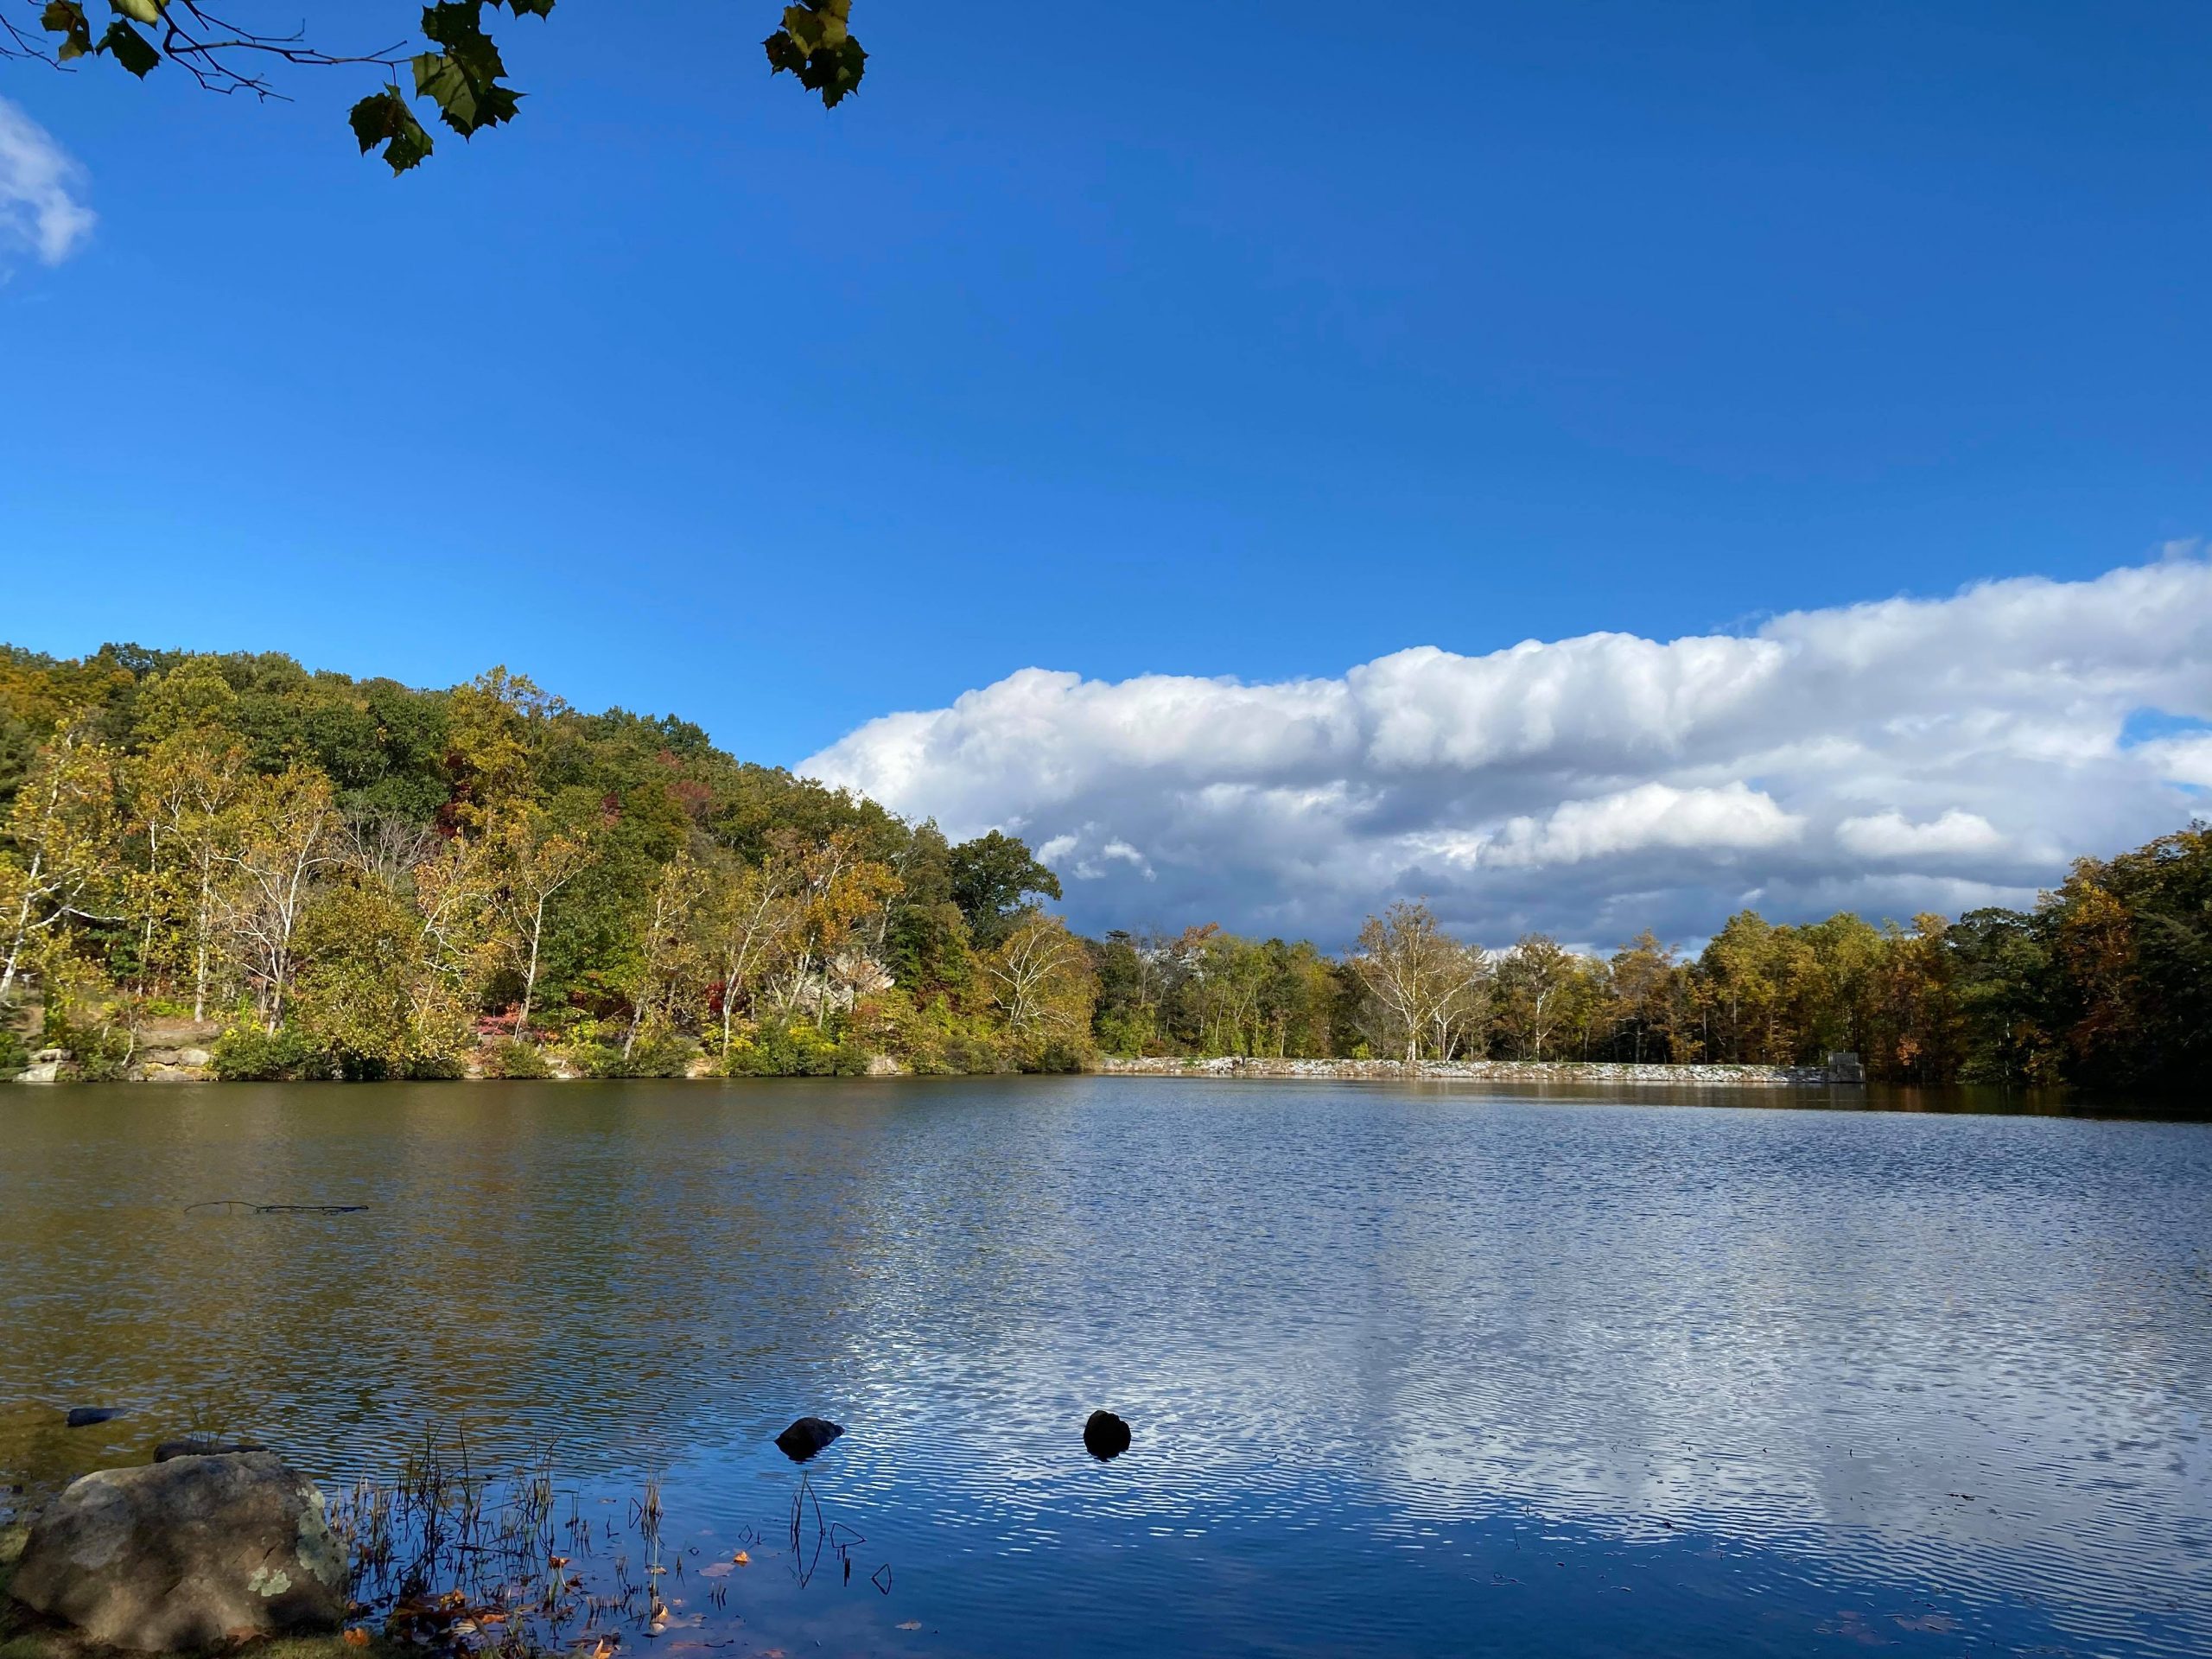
[1,2,868,175]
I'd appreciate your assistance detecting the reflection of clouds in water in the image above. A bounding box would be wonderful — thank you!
[4,1081,2209,1658]
[801,1091,2210,1647]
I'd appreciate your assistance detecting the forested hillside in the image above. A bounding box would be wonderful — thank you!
[3,644,2207,1091]
[0,645,1078,1079]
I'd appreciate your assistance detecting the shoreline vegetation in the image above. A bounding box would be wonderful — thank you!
[4,644,2209,1094]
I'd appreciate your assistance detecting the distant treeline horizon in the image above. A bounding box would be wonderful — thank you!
[3,643,2206,1092]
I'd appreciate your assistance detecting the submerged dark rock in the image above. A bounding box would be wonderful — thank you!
[8,1451,346,1651]
[1083,1410,1132,1460]
[774,1416,844,1462]
[153,1440,266,1463]
[64,1408,123,1428]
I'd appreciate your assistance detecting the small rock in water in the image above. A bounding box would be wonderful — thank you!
[774,1416,843,1462]
[154,1439,266,1462]
[65,1408,123,1428]
[1083,1410,1132,1460]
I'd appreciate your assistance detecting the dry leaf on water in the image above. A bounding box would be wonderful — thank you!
[897,1621,922,1631]
[732,1550,750,1566]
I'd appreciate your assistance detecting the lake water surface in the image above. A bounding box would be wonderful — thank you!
[3,1078,2209,1657]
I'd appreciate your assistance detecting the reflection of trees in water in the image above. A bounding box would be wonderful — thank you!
[0,1084,935,1483]
[6,1075,2209,1650]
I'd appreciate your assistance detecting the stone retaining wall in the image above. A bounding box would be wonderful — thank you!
[1090,1056,1852,1087]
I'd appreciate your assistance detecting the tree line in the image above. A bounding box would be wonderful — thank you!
[1103,865,2210,1091]
[3,645,2207,1092]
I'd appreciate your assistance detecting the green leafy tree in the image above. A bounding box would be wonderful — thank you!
[949,829,1064,950]
[293,875,474,1077]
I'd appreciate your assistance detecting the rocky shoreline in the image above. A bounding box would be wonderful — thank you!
[1091,1055,1863,1087]
[6,1023,1861,1088]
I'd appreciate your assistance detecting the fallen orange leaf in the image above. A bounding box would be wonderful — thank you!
[731,1551,750,1566]
[342,1630,371,1649]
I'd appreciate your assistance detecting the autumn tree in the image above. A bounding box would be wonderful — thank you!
[619,848,709,1060]
[2050,864,2139,1076]
[1259,938,1340,1058]
[0,729,122,1006]
[486,806,594,1040]
[2044,826,2212,1088]
[127,730,250,1019]
[1493,933,1580,1061]
[1607,931,1687,1063]
[1349,901,1488,1064]
[695,848,798,1052]
[1185,929,1269,1055]
[1693,912,1779,1063]
[214,766,340,1029]
[444,666,557,833]
[292,813,501,1071]
[765,829,899,1027]
[986,913,1096,1064]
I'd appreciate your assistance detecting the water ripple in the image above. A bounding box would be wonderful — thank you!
[3,1078,2208,1657]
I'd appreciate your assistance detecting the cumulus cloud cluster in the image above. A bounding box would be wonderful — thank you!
[0,96,94,272]
[803,556,2212,949]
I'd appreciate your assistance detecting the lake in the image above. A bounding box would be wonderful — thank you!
[3,1078,2209,1657]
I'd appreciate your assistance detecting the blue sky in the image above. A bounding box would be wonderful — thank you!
[2,1,2204,760]
[4,3,2212,941]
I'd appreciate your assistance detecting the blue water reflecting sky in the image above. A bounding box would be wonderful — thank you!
[4,1079,2208,1656]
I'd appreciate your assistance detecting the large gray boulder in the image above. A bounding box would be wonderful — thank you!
[7,1453,346,1651]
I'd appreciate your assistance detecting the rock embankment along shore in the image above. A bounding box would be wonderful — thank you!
[1090,1054,1864,1087]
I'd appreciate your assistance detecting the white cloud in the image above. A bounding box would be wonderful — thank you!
[0,97,95,270]
[1834,809,2005,861]
[804,556,2212,947]
[2138,733,2212,788]
[1484,783,1803,869]
[1039,825,1159,881]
